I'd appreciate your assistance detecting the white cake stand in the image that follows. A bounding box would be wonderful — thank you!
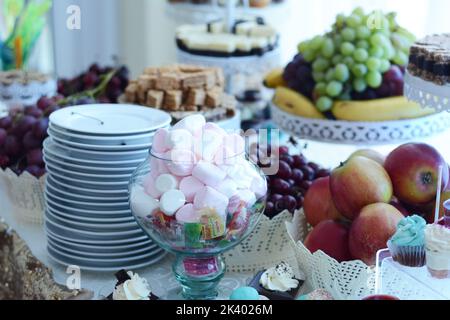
[404,71,450,113]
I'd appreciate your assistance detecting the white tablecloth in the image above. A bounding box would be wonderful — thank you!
[0,178,251,300]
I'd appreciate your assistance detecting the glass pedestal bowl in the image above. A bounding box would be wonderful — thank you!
[129,151,267,300]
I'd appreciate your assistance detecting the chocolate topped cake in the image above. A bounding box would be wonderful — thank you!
[408,34,450,85]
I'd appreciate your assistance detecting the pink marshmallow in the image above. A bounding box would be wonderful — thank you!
[144,175,162,199]
[150,156,170,178]
[173,114,206,134]
[175,204,200,223]
[214,146,238,166]
[180,176,205,202]
[194,186,229,217]
[165,149,196,177]
[203,122,227,137]
[192,161,226,187]
[152,128,169,153]
[193,129,224,162]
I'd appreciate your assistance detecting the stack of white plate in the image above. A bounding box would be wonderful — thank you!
[43,104,171,271]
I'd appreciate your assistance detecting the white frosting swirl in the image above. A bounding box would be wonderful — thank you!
[259,262,299,292]
[113,272,152,300]
[425,224,450,255]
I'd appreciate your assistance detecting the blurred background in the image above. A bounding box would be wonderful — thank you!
[6,0,447,78]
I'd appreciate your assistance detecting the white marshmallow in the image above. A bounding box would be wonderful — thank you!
[179,176,205,202]
[203,122,227,137]
[160,190,186,216]
[175,204,200,223]
[212,178,238,199]
[131,187,160,218]
[194,186,229,217]
[223,133,245,157]
[195,129,224,162]
[192,161,226,186]
[165,129,193,150]
[152,128,169,153]
[250,175,267,199]
[214,146,238,166]
[237,189,257,208]
[155,174,179,193]
[221,162,253,190]
[173,115,206,134]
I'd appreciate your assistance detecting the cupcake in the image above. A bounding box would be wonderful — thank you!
[248,262,304,300]
[425,224,450,279]
[387,215,426,267]
[106,270,159,300]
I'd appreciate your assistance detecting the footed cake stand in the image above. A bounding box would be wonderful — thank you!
[404,71,450,113]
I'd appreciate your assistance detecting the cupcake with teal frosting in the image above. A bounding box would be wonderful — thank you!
[387,215,426,267]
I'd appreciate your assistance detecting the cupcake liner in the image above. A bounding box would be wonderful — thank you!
[387,240,426,267]
[425,249,450,279]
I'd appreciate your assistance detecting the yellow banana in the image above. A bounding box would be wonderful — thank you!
[273,87,325,119]
[332,97,436,121]
[263,68,286,88]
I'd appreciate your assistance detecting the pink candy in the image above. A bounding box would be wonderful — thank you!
[180,176,205,202]
[165,149,197,177]
[192,161,226,187]
[175,204,200,223]
[152,128,169,154]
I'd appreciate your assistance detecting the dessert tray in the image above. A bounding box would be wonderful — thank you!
[375,249,450,300]
[270,103,450,146]
[404,71,450,113]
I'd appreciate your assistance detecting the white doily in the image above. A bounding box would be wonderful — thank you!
[271,103,450,146]
[0,78,57,106]
[0,169,46,225]
[286,211,375,300]
[404,71,450,113]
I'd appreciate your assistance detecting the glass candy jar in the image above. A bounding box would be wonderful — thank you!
[129,150,267,300]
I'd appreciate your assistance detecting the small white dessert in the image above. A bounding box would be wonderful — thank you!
[259,262,299,292]
[112,272,152,301]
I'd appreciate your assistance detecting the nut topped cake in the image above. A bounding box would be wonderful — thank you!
[176,17,279,57]
[124,64,236,122]
[408,34,450,85]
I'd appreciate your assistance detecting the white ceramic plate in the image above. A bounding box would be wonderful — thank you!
[45,215,144,239]
[43,140,145,167]
[45,177,128,203]
[45,196,132,217]
[49,129,154,152]
[45,209,138,232]
[49,104,172,135]
[45,226,152,248]
[47,241,161,263]
[46,169,130,189]
[47,234,158,258]
[49,138,149,161]
[45,192,129,212]
[49,122,159,144]
[47,247,167,272]
[47,206,134,224]
[43,152,138,174]
[46,175,129,198]
[45,161,132,181]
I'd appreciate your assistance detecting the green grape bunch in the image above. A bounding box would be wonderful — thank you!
[297,7,416,112]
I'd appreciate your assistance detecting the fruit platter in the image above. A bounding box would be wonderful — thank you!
[287,142,450,299]
[264,8,450,145]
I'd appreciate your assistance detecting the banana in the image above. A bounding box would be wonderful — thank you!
[263,68,286,88]
[273,87,325,119]
[332,97,436,121]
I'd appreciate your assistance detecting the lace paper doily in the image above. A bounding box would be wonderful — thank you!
[223,211,302,277]
[286,211,375,300]
[404,71,450,113]
[271,103,450,146]
[0,169,46,225]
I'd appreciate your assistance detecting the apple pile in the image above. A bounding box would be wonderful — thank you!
[303,143,449,266]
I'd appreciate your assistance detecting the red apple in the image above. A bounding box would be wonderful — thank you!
[350,149,386,166]
[304,177,343,227]
[385,143,449,206]
[349,203,403,266]
[304,220,352,263]
[330,156,393,220]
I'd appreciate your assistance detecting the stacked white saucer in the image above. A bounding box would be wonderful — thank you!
[43,104,171,271]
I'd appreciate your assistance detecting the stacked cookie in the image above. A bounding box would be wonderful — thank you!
[125,64,226,111]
